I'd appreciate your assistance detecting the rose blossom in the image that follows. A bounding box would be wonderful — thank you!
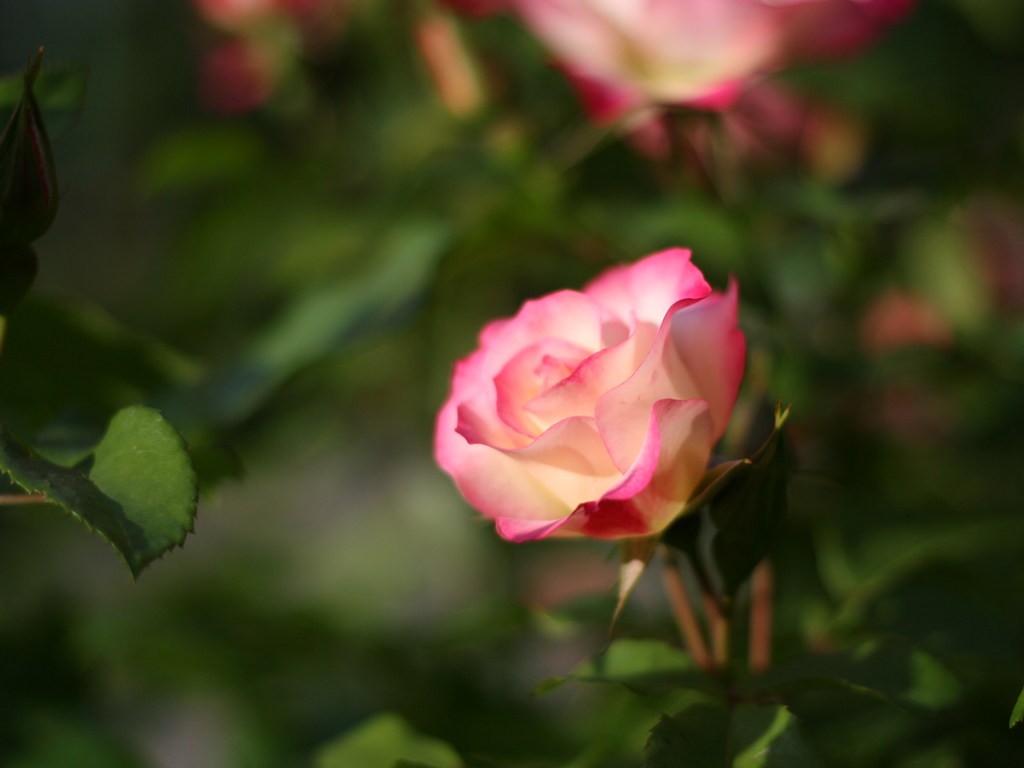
[435,248,745,542]
[510,0,915,123]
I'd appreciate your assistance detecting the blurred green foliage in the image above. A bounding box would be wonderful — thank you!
[1,0,1024,765]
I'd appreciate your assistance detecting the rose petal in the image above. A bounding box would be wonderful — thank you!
[477,290,603,380]
[494,338,592,437]
[442,290,604,451]
[583,248,711,326]
[494,515,573,542]
[563,398,714,538]
[494,416,621,510]
[669,279,745,441]
[523,320,659,428]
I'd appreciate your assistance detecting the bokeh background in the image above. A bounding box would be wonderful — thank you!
[2,0,1024,765]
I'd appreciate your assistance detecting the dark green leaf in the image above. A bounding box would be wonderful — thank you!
[314,713,461,768]
[1010,686,1024,728]
[644,703,728,768]
[0,298,194,438]
[0,406,197,577]
[534,639,723,697]
[746,638,960,711]
[730,704,822,768]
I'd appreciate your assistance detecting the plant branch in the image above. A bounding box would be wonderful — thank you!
[705,593,730,670]
[749,558,774,675]
[662,549,712,669]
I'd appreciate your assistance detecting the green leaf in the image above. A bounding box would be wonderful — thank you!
[0,406,198,577]
[0,298,195,438]
[746,638,960,712]
[164,219,451,427]
[644,702,821,768]
[731,704,822,768]
[535,639,723,697]
[1010,686,1024,728]
[644,703,728,768]
[314,713,461,768]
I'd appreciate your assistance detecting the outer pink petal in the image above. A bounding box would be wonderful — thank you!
[669,280,745,442]
[561,398,714,539]
[478,290,603,381]
[559,64,649,125]
[681,79,746,111]
[595,283,744,471]
[583,248,711,327]
[495,515,573,542]
[783,0,916,61]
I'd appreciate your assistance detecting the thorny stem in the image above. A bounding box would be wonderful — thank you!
[0,494,47,505]
[0,315,7,361]
[749,559,774,675]
[662,549,712,670]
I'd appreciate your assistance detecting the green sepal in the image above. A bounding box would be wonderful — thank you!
[664,404,791,603]
[0,49,60,246]
[710,404,790,598]
[0,405,198,578]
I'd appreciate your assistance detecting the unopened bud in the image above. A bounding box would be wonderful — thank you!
[0,243,39,315]
[0,49,60,245]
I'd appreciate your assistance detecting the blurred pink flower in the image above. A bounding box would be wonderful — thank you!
[510,0,915,123]
[859,290,953,355]
[435,248,745,542]
[200,39,278,114]
[193,0,279,30]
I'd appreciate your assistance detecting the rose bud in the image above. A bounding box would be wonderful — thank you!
[0,50,60,246]
[435,248,745,542]
[0,243,39,316]
[508,0,916,126]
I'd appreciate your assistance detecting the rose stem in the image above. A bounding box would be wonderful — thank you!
[662,549,712,669]
[0,315,6,361]
[0,494,47,505]
[749,559,774,676]
[705,593,730,670]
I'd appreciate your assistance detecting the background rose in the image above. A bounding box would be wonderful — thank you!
[435,249,745,542]
[510,0,916,123]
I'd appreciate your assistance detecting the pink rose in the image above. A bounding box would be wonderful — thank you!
[510,0,915,123]
[435,249,745,542]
